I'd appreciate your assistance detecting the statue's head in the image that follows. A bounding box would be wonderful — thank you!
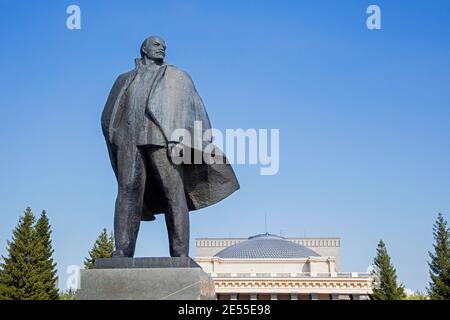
[140,36,166,63]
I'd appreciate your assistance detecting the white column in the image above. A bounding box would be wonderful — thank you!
[270,293,278,300]
[290,293,298,300]
[310,293,319,300]
[230,293,238,300]
[331,294,340,300]
[250,294,257,300]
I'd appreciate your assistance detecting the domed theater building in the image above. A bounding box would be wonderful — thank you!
[195,234,372,300]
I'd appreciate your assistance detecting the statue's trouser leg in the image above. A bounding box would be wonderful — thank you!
[114,146,146,257]
[146,147,190,257]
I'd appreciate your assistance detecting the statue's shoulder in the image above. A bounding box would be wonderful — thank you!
[116,69,135,83]
[108,69,136,93]
[164,65,194,83]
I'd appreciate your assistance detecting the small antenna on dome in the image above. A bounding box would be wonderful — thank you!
[264,212,268,234]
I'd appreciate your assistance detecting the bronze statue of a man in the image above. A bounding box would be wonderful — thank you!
[101,36,239,258]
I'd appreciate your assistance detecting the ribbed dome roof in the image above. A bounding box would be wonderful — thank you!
[214,233,320,259]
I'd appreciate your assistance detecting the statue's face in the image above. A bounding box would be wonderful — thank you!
[143,37,166,62]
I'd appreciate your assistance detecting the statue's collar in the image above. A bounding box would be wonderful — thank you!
[134,58,165,69]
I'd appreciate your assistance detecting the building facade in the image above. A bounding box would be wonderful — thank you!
[195,233,372,300]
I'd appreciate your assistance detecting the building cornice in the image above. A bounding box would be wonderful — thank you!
[196,256,333,264]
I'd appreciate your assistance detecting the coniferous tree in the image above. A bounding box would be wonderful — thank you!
[29,210,59,300]
[371,240,406,300]
[428,213,450,300]
[84,229,114,269]
[0,207,36,300]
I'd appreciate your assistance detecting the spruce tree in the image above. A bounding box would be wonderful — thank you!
[84,229,114,269]
[371,240,406,300]
[428,213,450,300]
[29,210,59,300]
[0,207,36,300]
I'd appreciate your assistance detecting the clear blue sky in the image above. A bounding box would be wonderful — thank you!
[0,0,449,292]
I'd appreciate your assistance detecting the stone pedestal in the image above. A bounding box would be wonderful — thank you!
[76,257,216,300]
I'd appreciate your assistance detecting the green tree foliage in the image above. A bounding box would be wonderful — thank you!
[371,240,406,300]
[84,228,114,269]
[59,289,76,300]
[404,291,428,300]
[428,213,450,300]
[0,208,36,299]
[29,211,59,300]
[0,208,59,300]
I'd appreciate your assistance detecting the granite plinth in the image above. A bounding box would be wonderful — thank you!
[76,257,216,300]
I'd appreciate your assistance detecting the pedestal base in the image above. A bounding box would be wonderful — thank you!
[76,257,216,300]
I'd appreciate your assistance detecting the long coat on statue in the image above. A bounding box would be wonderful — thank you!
[101,59,239,221]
